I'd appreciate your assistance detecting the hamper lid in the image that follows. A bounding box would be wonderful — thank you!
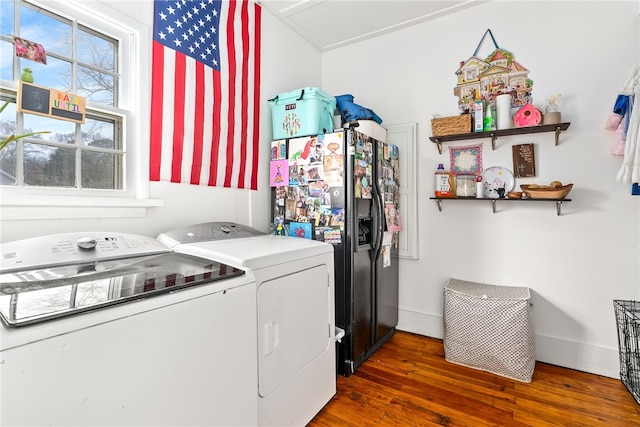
[445,278,530,300]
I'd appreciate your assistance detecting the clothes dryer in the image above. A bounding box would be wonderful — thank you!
[158,222,336,426]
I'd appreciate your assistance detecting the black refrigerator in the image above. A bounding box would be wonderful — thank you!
[269,124,400,376]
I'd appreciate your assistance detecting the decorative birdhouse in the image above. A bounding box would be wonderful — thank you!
[513,103,543,127]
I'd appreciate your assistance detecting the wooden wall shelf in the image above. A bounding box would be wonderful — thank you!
[429,122,571,153]
[430,197,572,215]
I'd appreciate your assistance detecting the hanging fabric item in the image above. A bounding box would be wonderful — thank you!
[604,95,630,155]
[615,64,640,183]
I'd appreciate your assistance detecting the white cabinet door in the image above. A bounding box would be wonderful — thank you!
[257,265,330,397]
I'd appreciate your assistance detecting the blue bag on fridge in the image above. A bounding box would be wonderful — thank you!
[335,94,383,125]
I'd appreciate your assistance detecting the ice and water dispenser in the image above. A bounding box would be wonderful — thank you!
[356,198,373,247]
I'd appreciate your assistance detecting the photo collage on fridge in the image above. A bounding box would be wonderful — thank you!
[270,130,401,248]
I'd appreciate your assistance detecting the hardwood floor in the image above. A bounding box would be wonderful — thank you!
[308,331,640,426]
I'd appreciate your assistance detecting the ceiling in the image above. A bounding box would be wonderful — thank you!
[258,0,485,52]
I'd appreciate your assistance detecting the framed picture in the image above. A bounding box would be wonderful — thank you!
[512,143,536,177]
[449,143,483,175]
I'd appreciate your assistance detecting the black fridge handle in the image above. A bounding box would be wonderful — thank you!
[372,152,385,261]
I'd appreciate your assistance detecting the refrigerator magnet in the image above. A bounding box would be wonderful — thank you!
[270,160,289,187]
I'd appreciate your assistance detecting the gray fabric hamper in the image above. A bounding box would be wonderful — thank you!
[443,278,535,382]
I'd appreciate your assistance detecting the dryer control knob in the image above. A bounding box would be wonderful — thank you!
[220,225,231,233]
[77,237,97,250]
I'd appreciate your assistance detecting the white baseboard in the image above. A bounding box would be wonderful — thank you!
[397,308,620,379]
[534,334,620,379]
[398,307,444,339]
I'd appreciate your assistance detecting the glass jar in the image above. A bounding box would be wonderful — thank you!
[456,175,477,198]
[543,103,561,124]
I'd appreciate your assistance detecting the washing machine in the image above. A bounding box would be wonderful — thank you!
[157,222,336,426]
[0,232,258,426]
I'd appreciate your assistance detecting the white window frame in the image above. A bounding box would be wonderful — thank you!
[0,0,162,220]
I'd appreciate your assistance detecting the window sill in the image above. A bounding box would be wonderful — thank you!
[0,194,164,220]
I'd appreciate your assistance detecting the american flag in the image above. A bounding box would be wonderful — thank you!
[150,0,261,190]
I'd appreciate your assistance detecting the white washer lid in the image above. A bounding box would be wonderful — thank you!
[170,235,333,271]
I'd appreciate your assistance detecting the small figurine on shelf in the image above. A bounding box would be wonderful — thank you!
[21,67,34,83]
[543,93,562,124]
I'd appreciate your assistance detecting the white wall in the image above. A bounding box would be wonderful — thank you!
[0,1,321,242]
[322,0,640,378]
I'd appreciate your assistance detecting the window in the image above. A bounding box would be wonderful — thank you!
[0,0,124,190]
[0,0,158,217]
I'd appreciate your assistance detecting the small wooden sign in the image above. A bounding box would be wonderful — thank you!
[512,143,536,177]
[17,81,86,123]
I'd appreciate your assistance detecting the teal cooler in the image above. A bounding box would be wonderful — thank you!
[268,87,336,140]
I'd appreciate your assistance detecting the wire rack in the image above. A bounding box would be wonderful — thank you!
[614,299,640,405]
